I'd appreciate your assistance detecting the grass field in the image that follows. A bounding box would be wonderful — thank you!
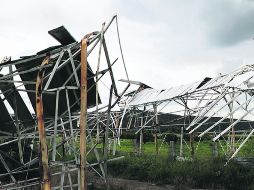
[46,135,254,189]
[112,136,254,159]
[105,138,254,189]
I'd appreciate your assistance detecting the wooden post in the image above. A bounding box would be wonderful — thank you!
[36,56,51,190]
[80,39,88,190]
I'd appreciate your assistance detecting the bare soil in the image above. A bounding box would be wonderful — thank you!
[89,174,223,190]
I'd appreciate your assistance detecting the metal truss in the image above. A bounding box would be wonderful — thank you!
[122,65,254,161]
[0,15,129,190]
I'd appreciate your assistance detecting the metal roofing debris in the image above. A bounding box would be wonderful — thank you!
[0,98,15,133]
[128,65,254,107]
[0,15,132,189]
[121,64,254,162]
[119,79,152,97]
[129,78,210,106]
[15,45,99,118]
[0,56,11,64]
[196,77,211,89]
[0,28,100,131]
[119,79,151,87]
[0,83,33,123]
[48,25,76,45]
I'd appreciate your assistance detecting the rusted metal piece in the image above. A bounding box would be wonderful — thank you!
[80,38,88,190]
[36,56,51,190]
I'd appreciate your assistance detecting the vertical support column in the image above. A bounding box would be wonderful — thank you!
[66,166,74,190]
[139,106,146,154]
[60,165,65,190]
[230,92,235,155]
[180,127,183,157]
[9,65,23,164]
[190,133,194,158]
[169,141,175,159]
[61,118,66,157]
[80,39,88,190]
[227,91,235,155]
[153,104,159,155]
[14,89,24,164]
[103,85,114,190]
[184,100,194,158]
[52,90,59,161]
[180,98,187,158]
[66,88,78,163]
[212,141,218,158]
[139,130,143,155]
[113,111,120,156]
[36,56,51,190]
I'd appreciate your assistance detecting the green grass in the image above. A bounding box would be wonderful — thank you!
[112,136,254,159]
[114,139,225,159]
[107,154,254,190]
[42,135,254,189]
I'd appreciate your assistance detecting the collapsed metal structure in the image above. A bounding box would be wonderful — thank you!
[0,16,129,189]
[122,65,254,160]
[1,14,254,190]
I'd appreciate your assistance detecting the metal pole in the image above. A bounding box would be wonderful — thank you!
[113,111,119,156]
[14,92,24,164]
[52,90,59,161]
[96,23,105,143]
[104,85,114,190]
[229,92,235,155]
[153,104,159,155]
[80,38,88,190]
[180,127,183,157]
[66,88,78,163]
[10,64,24,165]
[36,56,51,190]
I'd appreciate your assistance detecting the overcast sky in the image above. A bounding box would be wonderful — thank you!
[1,0,254,90]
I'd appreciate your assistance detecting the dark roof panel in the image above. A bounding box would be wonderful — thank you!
[48,26,76,46]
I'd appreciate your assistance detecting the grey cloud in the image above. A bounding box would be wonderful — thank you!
[1,0,254,90]
[201,0,254,46]
[111,0,159,23]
